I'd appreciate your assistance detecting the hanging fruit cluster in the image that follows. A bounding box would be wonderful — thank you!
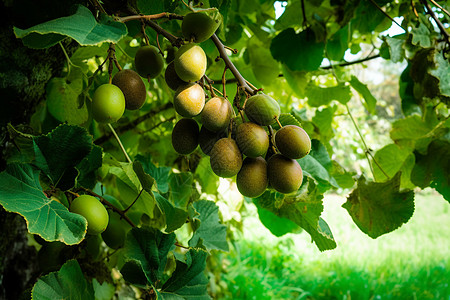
[90,8,312,199]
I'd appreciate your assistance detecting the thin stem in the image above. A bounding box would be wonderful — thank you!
[59,42,73,74]
[222,67,228,98]
[267,125,278,154]
[411,0,419,17]
[145,19,183,47]
[345,104,389,180]
[368,0,406,32]
[429,0,450,17]
[107,123,132,163]
[301,0,307,27]
[119,12,183,22]
[210,34,256,95]
[275,116,283,128]
[322,54,381,69]
[203,75,217,97]
[123,188,144,213]
[175,242,190,249]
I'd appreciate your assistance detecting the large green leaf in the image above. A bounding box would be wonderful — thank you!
[189,200,229,252]
[429,51,450,98]
[349,76,377,114]
[247,36,280,86]
[122,227,176,285]
[411,139,450,202]
[169,173,195,209]
[0,164,86,245]
[271,28,325,71]
[33,124,93,188]
[76,145,102,189]
[254,199,300,237]
[161,249,210,299]
[383,34,406,63]
[306,84,352,107]
[32,260,95,300]
[154,192,188,233]
[326,25,349,61]
[411,22,431,48]
[343,172,415,239]
[14,5,127,49]
[255,179,336,251]
[390,114,436,152]
[136,154,171,193]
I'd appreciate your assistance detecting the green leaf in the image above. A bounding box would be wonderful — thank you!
[299,139,339,193]
[133,160,155,193]
[76,145,102,189]
[154,193,188,233]
[390,114,436,152]
[306,84,352,107]
[136,154,171,193]
[270,28,325,71]
[189,200,229,252]
[372,143,415,189]
[411,139,450,202]
[429,51,450,98]
[326,25,349,61]
[0,164,86,245]
[162,249,210,298]
[195,157,219,195]
[383,35,406,63]
[255,179,336,251]
[122,227,176,285]
[33,124,93,188]
[281,64,309,98]
[169,173,195,209]
[271,113,302,130]
[342,172,415,239]
[46,67,88,125]
[311,105,336,143]
[254,199,300,237]
[411,22,431,48]
[247,36,280,86]
[14,5,127,49]
[32,260,95,299]
[349,76,377,114]
[92,279,115,300]
[120,259,149,287]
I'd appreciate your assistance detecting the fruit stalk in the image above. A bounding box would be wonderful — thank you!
[107,123,132,163]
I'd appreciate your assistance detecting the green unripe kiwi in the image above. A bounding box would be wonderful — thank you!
[112,69,147,110]
[92,84,125,123]
[201,97,233,132]
[174,44,207,82]
[267,154,303,194]
[172,118,199,154]
[165,61,187,91]
[70,195,109,235]
[275,125,311,159]
[244,94,280,126]
[236,122,269,157]
[101,211,131,249]
[198,126,227,155]
[174,83,205,117]
[210,138,243,178]
[134,45,164,79]
[236,157,268,198]
[182,11,222,43]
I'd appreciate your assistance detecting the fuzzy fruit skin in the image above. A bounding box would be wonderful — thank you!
[112,69,147,110]
[210,138,243,178]
[173,83,205,117]
[198,126,227,155]
[134,45,164,79]
[165,61,187,91]
[275,125,311,159]
[237,157,268,198]
[174,44,207,82]
[244,94,280,126]
[101,211,131,249]
[182,12,222,43]
[92,84,125,123]
[201,97,233,132]
[267,154,303,194]
[172,118,199,154]
[236,122,269,158]
[70,195,109,235]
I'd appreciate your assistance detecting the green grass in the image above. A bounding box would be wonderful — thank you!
[219,189,450,300]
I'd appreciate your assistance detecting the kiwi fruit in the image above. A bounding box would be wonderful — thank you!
[236,122,269,157]
[267,153,303,194]
[173,83,205,117]
[275,125,311,159]
[244,94,280,126]
[201,97,233,132]
[172,118,199,154]
[182,11,222,43]
[165,61,187,91]
[112,69,147,110]
[198,126,227,155]
[174,43,207,82]
[236,157,268,198]
[134,45,164,79]
[210,138,243,177]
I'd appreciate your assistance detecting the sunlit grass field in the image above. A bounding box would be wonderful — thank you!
[220,189,450,300]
